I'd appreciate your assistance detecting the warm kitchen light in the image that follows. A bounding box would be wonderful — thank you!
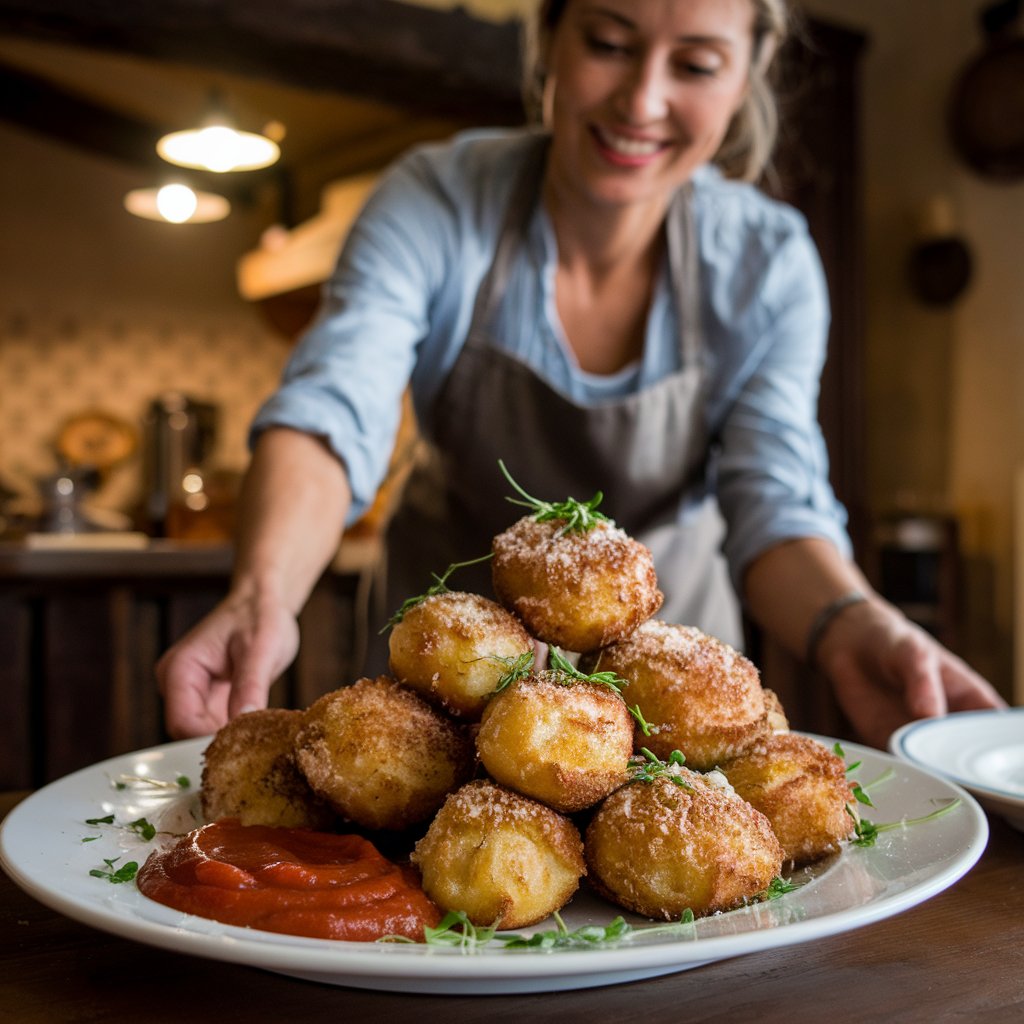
[124,183,230,224]
[157,123,280,173]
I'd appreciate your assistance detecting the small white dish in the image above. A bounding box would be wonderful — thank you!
[1,736,989,994]
[890,708,1024,831]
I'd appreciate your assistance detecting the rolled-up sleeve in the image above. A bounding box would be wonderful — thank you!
[712,224,852,592]
[251,155,457,522]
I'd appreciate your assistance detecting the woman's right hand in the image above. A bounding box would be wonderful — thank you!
[156,587,300,739]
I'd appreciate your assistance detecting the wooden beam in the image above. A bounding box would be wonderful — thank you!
[0,0,525,121]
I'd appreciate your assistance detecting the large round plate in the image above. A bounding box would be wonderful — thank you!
[890,708,1024,831]
[0,736,987,995]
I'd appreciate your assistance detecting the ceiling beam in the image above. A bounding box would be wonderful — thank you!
[0,0,525,122]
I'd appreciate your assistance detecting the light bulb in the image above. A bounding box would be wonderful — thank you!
[155,183,199,223]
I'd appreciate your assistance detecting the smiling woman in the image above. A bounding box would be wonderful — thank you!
[156,0,1004,754]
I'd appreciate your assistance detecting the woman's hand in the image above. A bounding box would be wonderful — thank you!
[156,588,300,739]
[816,598,1007,749]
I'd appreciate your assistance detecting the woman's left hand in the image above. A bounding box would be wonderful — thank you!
[816,598,1008,749]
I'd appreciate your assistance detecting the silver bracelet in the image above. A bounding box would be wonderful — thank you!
[805,590,868,669]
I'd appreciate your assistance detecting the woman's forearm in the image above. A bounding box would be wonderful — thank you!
[741,536,876,663]
[231,427,353,615]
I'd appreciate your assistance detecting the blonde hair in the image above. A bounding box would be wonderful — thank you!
[522,0,790,183]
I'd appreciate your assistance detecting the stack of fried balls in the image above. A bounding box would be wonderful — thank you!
[201,473,857,930]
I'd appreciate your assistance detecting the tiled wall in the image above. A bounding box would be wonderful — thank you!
[0,304,288,516]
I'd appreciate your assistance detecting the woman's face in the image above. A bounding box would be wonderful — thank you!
[543,0,755,212]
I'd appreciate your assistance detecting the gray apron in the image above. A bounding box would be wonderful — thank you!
[367,136,740,674]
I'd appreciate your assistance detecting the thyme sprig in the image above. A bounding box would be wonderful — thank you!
[628,747,693,790]
[547,648,628,694]
[498,460,609,536]
[546,648,651,734]
[490,650,536,693]
[380,552,494,631]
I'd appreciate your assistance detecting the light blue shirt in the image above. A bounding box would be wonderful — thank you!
[253,128,851,588]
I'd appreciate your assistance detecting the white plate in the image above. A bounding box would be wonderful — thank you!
[0,736,987,995]
[890,708,1024,831]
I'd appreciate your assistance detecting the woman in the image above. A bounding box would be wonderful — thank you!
[157,0,1003,747]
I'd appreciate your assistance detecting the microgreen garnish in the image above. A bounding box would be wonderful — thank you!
[547,648,629,694]
[379,909,699,950]
[380,553,494,631]
[82,813,159,843]
[111,773,191,791]
[498,459,609,535]
[89,856,139,884]
[379,910,500,950]
[848,799,962,848]
[628,747,692,789]
[490,650,536,693]
[546,649,652,734]
[499,910,633,949]
[761,876,800,900]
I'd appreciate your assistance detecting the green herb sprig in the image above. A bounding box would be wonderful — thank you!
[89,856,139,884]
[489,650,536,693]
[833,742,961,847]
[546,648,652,734]
[498,460,609,536]
[112,773,191,791]
[628,747,693,790]
[381,553,494,632]
[82,813,159,845]
[849,799,962,848]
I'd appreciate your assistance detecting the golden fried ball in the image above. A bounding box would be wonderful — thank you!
[585,769,784,920]
[475,672,634,813]
[411,779,585,928]
[582,620,768,771]
[491,517,662,653]
[201,708,335,829]
[721,733,856,865]
[763,688,790,733]
[388,591,533,720]
[294,676,473,831]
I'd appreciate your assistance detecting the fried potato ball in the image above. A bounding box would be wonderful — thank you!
[201,709,335,829]
[763,688,790,733]
[721,733,856,865]
[294,676,473,831]
[585,769,784,920]
[411,779,585,928]
[581,620,768,771]
[388,591,533,720]
[475,672,634,812]
[491,517,662,653]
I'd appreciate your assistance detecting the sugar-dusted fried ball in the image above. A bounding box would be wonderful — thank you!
[411,779,585,928]
[388,591,533,720]
[491,517,662,653]
[585,768,784,920]
[201,708,335,829]
[475,671,634,813]
[721,733,856,865]
[294,676,473,831]
[582,620,767,771]
[763,688,790,733]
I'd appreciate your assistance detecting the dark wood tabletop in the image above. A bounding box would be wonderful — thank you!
[2,789,1022,1023]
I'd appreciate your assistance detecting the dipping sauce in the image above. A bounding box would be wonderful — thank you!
[136,819,440,941]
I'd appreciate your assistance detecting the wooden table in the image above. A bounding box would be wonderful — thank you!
[2,791,1021,1023]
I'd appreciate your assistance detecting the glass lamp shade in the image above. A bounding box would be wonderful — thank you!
[124,183,230,224]
[157,124,280,173]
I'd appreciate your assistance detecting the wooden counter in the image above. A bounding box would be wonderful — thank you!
[0,536,381,789]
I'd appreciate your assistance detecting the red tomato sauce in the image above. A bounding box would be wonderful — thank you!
[136,819,440,941]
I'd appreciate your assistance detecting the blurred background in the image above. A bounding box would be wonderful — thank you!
[0,0,1021,784]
